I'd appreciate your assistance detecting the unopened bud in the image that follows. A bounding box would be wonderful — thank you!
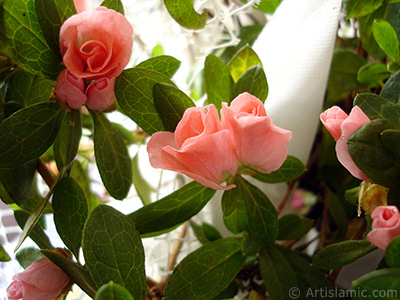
[358,181,388,216]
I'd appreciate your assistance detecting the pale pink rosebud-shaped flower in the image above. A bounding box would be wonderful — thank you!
[221,93,292,174]
[7,257,71,300]
[367,205,400,251]
[55,69,87,109]
[85,77,116,112]
[147,105,238,190]
[60,7,133,80]
[320,106,370,181]
[73,0,91,13]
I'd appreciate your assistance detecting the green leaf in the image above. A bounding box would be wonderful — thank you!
[153,82,195,132]
[372,20,400,62]
[0,243,10,262]
[136,55,181,78]
[381,70,400,104]
[236,176,278,247]
[328,192,348,239]
[100,0,124,15]
[253,155,306,184]
[14,210,53,250]
[95,282,135,300]
[41,249,97,298]
[357,62,391,84]
[190,221,222,244]
[227,46,262,83]
[0,102,65,169]
[351,268,400,299]
[312,240,377,271]
[259,246,297,300]
[255,0,281,13]
[6,70,54,106]
[52,177,88,260]
[131,152,153,206]
[164,238,246,300]
[91,110,132,200]
[83,205,146,300]
[385,236,400,267]
[343,0,384,18]
[16,247,44,268]
[115,68,175,135]
[277,214,313,240]
[221,187,247,235]
[381,129,400,158]
[163,0,208,30]
[129,181,216,235]
[54,109,82,170]
[35,0,76,59]
[230,65,268,103]
[204,55,233,110]
[0,0,64,79]
[241,234,262,256]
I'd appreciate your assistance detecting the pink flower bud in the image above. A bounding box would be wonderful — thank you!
[85,77,116,112]
[73,0,91,13]
[55,69,87,109]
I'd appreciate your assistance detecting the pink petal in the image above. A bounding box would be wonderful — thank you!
[85,77,116,111]
[55,69,87,109]
[320,106,348,142]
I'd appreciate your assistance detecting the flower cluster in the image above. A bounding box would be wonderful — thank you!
[147,93,292,190]
[55,7,133,112]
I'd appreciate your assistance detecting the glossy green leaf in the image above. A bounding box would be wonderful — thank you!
[221,187,247,235]
[35,0,76,58]
[351,268,400,300]
[91,110,132,200]
[0,0,64,79]
[41,249,97,298]
[373,20,400,62]
[348,119,400,188]
[163,0,208,30]
[83,205,146,300]
[259,246,297,300]
[192,221,223,244]
[153,82,195,132]
[230,65,268,103]
[0,102,65,169]
[312,240,376,271]
[227,46,262,83]
[357,62,391,84]
[52,177,88,259]
[253,155,306,184]
[385,236,400,267]
[0,243,10,262]
[6,70,54,106]
[343,0,384,18]
[129,181,216,235]
[381,70,400,104]
[115,68,175,135]
[236,176,278,247]
[241,234,262,256]
[54,109,82,170]
[277,214,313,240]
[204,55,233,110]
[14,210,53,250]
[95,282,135,300]
[131,152,153,206]
[16,247,44,268]
[381,129,400,158]
[100,0,124,14]
[328,193,348,239]
[136,55,181,78]
[164,238,246,300]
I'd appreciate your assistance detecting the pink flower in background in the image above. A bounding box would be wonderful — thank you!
[85,77,116,111]
[7,257,70,300]
[320,105,370,181]
[367,206,400,251]
[147,105,238,190]
[221,93,292,174]
[55,69,87,109]
[73,0,91,13]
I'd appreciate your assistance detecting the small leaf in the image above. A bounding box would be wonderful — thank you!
[312,240,377,271]
[381,70,400,104]
[136,55,181,78]
[95,282,135,300]
[41,249,97,298]
[0,102,65,168]
[328,192,348,239]
[236,176,278,247]
[52,177,88,260]
[230,65,268,103]
[129,181,216,235]
[253,155,306,184]
[227,46,262,83]
[0,243,10,262]
[357,62,391,84]
[221,188,247,235]
[100,0,124,14]
[16,247,44,268]
[373,20,400,61]
[54,109,82,170]
[153,82,195,132]
[83,205,146,300]
[204,55,233,110]
[115,68,175,135]
[277,214,313,240]
[131,152,153,206]
[385,236,400,267]
[343,0,384,18]
[164,238,246,300]
[91,110,132,200]
[163,0,208,30]
[241,234,262,256]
